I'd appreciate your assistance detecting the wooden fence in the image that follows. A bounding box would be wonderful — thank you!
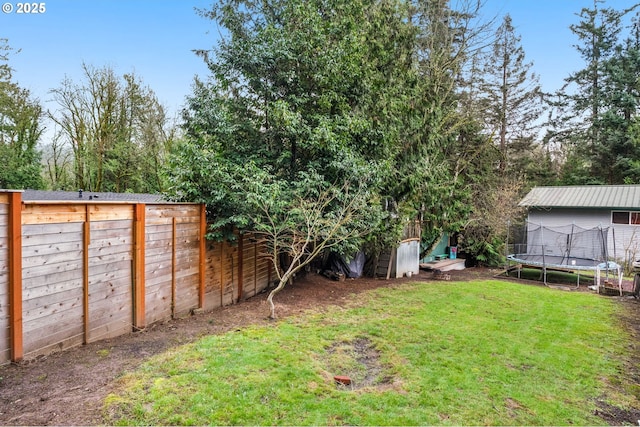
[0,190,272,364]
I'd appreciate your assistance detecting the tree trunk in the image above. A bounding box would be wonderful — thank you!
[266,274,292,319]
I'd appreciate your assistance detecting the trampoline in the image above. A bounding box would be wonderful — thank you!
[507,222,622,291]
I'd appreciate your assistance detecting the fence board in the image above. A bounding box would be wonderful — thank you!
[22,289,83,324]
[24,326,84,358]
[21,221,82,236]
[23,249,84,268]
[23,277,83,301]
[88,205,133,222]
[22,258,84,281]
[145,283,172,324]
[22,240,82,258]
[22,204,87,225]
[22,228,83,246]
[88,275,131,300]
[88,293,132,342]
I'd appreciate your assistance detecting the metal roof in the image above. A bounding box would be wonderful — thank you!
[519,185,640,209]
[22,189,167,203]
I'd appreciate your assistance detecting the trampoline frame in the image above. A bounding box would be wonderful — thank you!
[506,222,623,293]
[507,254,622,290]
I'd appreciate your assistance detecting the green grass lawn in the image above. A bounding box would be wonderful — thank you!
[104,280,637,425]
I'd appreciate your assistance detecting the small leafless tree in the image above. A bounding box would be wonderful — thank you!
[250,180,375,319]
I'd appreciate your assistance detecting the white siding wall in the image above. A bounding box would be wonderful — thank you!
[527,207,640,265]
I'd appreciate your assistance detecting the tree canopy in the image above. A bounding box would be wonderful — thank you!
[0,39,44,190]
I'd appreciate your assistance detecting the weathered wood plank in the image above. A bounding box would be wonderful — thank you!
[145,305,172,325]
[203,290,222,311]
[145,216,200,227]
[23,277,82,301]
[0,284,8,363]
[23,301,83,336]
[145,226,173,238]
[88,243,133,259]
[144,242,173,255]
[22,249,84,269]
[88,292,132,327]
[88,252,132,268]
[88,275,132,300]
[0,348,9,365]
[22,258,84,281]
[88,259,132,281]
[176,273,199,290]
[22,229,83,247]
[145,205,201,219]
[24,325,84,357]
[88,315,132,343]
[89,219,132,231]
[175,263,199,277]
[23,266,83,290]
[22,240,83,258]
[145,263,173,281]
[22,222,83,236]
[147,219,200,230]
[145,276,171,294]
[89,234,132,249]
[24,333,84,360]
[145,283,172,324]
[175,298,198,314]
[22,290,83,324]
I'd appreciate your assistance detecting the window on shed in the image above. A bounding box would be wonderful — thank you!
[612,211,629,224]
[612,211,640,225]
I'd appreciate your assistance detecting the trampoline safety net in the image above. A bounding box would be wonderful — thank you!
[507,222,622,290]
[509,222,609,267]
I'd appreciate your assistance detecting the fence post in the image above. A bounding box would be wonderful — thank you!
[199,204,206,309]
[133,203,146,329]
[171,217,177,318]
[83,205,90,344]
[8,191,23,362]
[237,233,244,303]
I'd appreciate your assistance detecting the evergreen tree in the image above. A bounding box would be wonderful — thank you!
[479,14,543,176]
[547,2,639,184]
[400,0,490,252]
[174,0,417,239]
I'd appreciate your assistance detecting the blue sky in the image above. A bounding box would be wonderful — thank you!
[0,0,638,127]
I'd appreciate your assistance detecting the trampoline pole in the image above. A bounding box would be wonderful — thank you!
[541,222,548,286]
[505,220,510,274]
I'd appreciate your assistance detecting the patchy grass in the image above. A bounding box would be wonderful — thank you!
[104,280,634,425]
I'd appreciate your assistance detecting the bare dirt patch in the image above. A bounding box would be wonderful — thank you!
[0,267,638,426]
[324,336,390,391]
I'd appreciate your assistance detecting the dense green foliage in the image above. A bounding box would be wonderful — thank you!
[104,280,631,425]
[171,0,417,245]
[170,0,494,268]
[0,39,44,189]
